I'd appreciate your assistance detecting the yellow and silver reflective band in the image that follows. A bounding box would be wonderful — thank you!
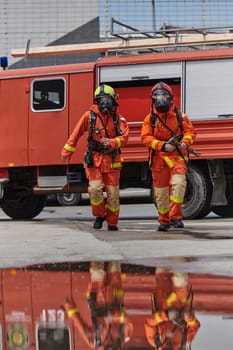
[115,137,121,148]
[120,311,125,323]
[157,207,170,215]
[186,317,197,326]
[154,312,164,323]
[178,155,189,161]
[182,297,187,305]
[163,156,174,168]
[111,162,122,169]
[151,139,159,150]
[170,195,183,204]
[166,292,177,307]
[106,204,119,213]
[183,134,193,143]
[90,197,105,206]
[64,144,76,152]
[67,307,79,318]
[114,288,124,297]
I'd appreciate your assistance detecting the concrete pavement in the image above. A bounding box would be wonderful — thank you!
[0,204,232,275]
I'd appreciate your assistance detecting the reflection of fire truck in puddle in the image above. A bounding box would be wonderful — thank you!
[0,265,233,350]
[1,34,233,219]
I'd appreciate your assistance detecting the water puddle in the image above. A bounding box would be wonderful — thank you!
[1,259,232,349]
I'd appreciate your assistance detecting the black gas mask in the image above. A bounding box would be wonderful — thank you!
[152,89,171,113]
[97,95,114,114]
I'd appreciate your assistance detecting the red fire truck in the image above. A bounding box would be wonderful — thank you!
[1,265,232,350]
[1,38,233,219]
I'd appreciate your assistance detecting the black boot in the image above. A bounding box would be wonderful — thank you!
[170,219,184,228]
[157,224,170,232]
[93,217,105,229]
[108,225,118,231]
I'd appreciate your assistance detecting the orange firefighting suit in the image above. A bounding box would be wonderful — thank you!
[64,262,133,349]
[145,268,200,349]
[141,104,196,225]
[61,104,129,227]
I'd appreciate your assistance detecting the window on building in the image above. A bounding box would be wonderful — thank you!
[32,78,65,111]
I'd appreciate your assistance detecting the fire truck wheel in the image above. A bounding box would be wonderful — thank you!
[183,164,212,219]
[0,193,47,219]
[56,192,81,206]
[211,205,233,217]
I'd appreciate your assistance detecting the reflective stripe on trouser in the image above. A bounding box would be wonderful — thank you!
[106,262,123,304]
[152,163,187,224]
[170,173,187,219]
[105,184,120,226]
[90,261,105,281]
[154,186,170,225]
[87,261,105,305]
[86,167,120,226]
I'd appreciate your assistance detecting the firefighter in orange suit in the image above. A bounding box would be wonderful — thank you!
[61,85,129,231]
[64,261,133,349]
[141,82,196,231]
[145,267,200,350]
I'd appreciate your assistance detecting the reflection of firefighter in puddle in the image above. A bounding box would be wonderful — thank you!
[145,267,200,350]
[64,261,133,349]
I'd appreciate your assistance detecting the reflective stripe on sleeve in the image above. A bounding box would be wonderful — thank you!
[64,144,76,152]
[166,292,177,307]
[115,137,121,148]
[183,135,194,143]
[154,312,165,324]
[151,139,159,150]
[186,317,197,326]
[67,307,79,318]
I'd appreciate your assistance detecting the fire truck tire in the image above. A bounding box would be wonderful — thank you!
[56,192,81,206]
[0,194,47,219]
[211,205,233,217]
[183,164,212,219]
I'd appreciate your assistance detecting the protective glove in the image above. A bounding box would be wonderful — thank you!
[164,143,176,152]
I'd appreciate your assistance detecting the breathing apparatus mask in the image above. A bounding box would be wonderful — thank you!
[97,95,115,114]
[94,84,118,114]
[152,88,171,113]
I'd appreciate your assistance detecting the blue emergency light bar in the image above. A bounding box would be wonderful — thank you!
[0,56,8,69]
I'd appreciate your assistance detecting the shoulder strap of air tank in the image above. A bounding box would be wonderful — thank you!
[174,106,184,132]
[87,110,97,142]
[150,111,157,130]
[90,110,97,131]
[113,113,123,136]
